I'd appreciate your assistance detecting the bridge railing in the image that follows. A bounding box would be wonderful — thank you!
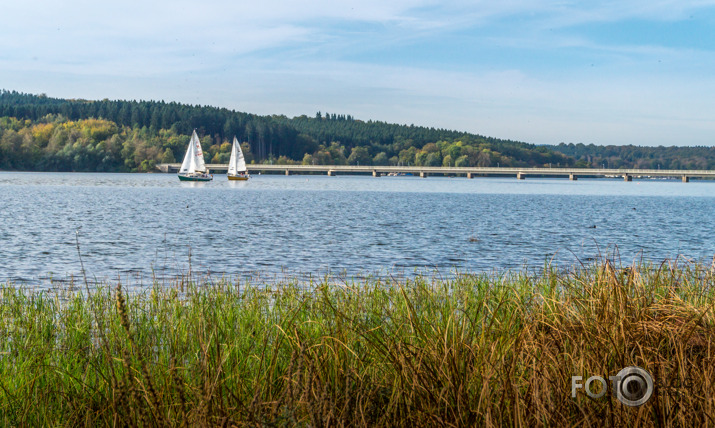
[157,163,715,179]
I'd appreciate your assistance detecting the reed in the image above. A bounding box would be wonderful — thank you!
[0,258,714,426]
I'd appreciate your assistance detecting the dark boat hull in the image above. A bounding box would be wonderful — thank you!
[178,174,213,182]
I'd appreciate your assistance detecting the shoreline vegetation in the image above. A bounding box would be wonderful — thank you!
[1,259,714,425]
[2,90,714,174]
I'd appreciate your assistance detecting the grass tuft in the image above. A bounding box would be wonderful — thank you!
[0,259,714,426]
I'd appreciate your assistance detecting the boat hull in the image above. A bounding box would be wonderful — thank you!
[228,174,250,181]
[178,174,213,182]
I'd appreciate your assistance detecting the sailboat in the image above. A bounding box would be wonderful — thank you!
[227,136,250,180]
[178,130,213,181]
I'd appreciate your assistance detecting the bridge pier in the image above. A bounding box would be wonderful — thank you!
[420,172,428,178]
[327,170,334,176]
[624,174,632,182]
[569,173,577,181]
[682,176,690,183]
[467,172,474,179]
[373,170,379,177]
[517,172,525,180]
[285,169,290,176]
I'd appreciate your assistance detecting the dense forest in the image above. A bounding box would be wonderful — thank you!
[546,143,715,170]
[0,90,570,172]
[0,90,712,172]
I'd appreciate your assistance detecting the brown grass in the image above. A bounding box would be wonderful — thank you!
[0,258,714,426]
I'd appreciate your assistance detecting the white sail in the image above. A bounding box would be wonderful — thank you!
[179,130,206,174]
[192,131,206,173]
[236,141,247,172]
[228,137,247,174]
[179,134,195,174]
[227,137,237,175]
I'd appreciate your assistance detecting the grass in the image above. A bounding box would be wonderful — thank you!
[0,258,714,426]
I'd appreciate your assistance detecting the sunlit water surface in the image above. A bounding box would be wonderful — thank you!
[1,172,713,289]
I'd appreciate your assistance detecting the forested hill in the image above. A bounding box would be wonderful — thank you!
[546,143,715,170]
[0,90,571,172]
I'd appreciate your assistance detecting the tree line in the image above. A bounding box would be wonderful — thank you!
[1,90,712,172]
[546,143,715,170]
[0,90,576,172]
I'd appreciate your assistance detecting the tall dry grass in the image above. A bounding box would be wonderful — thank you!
[0,259,714,426]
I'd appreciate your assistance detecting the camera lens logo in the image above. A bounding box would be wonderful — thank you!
[571,366,654,407]
[614,366,654,407]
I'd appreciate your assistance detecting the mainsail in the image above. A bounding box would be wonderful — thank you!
[179,130,206,174]
[228,137,246,175]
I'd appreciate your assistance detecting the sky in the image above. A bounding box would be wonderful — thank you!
[2,0,715,147]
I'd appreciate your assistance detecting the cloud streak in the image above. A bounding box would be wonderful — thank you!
[1,0,715,146]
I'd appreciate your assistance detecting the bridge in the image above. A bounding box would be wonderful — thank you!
[156,164,715,182]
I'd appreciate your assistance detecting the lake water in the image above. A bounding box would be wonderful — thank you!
[1,171,714,288]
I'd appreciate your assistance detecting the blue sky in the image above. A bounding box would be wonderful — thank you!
[2,0,715,146]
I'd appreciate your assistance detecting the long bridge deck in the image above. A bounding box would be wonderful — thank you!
[157,164,715,182]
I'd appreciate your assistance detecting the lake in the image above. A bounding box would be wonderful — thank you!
[1,171,713,289]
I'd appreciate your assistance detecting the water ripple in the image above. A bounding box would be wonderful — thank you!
[1,172,714,288]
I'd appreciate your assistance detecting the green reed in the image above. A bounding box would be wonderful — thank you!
[0,259,714,426]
